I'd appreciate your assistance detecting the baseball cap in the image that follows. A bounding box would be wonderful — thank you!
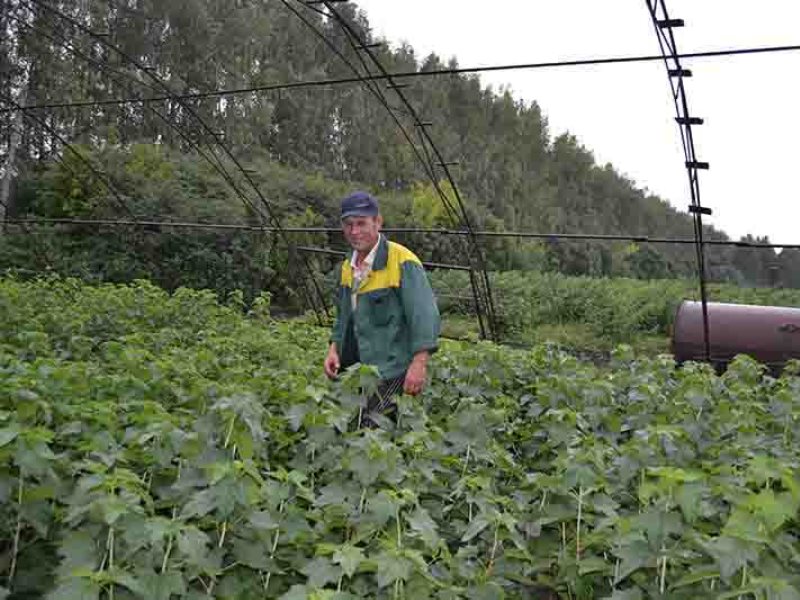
[340,191,379,219]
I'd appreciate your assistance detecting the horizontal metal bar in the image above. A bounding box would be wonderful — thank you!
[669,68,693,77]
[688,205,713,216]
[676,116,704,125]
[434,293,476,301]
[686,160,710,170]
[658,18,685,28]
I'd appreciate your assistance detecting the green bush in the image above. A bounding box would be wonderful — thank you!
[432,271,800,343]
[1,278,800,598]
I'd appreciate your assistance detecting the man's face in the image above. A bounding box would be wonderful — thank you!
[342,215,382,253]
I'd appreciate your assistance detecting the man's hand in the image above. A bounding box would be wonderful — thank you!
[324,343,340,379]
[404,352,429,396]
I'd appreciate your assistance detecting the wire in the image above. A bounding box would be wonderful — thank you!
[4,43,800,114]
[294,245,472,272]
[0,95,139,219]
[283,0,481,328]
[278,0,460,224]
[5,4,255,227]
[646,0,712,362]
[22,0,330,320]
[7,218,797,250]
[4,4,287,271]
[5,10,231,181]
[5,10,164,95]
[313,0,499,339]
[4,2,795,334]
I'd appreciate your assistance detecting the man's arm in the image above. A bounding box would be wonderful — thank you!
[324,342,340,379]
[399,260,441,394]
[403,350,429,395]
[325,266,347,379]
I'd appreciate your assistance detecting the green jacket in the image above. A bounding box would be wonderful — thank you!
[330,236,441,379]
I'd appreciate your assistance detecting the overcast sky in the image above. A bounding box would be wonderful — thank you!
[352,0,799,244]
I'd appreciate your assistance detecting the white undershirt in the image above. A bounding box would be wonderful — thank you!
[350,235,382,310]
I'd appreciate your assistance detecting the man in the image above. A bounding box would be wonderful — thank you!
[323,190,441,428]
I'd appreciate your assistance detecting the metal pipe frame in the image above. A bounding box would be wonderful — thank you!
[645,0,713,362]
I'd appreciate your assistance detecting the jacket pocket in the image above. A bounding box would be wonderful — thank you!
[367,289,396,326]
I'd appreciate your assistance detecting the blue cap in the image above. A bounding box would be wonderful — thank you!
[340,191,379,219]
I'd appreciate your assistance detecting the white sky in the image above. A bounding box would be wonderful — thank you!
[352,0,800,244]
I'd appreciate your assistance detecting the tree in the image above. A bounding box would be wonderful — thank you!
[778,249,800,288]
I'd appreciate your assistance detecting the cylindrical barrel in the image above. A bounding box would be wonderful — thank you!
[672,301,800,368]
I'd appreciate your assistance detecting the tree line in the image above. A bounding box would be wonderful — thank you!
[1,0,797,291]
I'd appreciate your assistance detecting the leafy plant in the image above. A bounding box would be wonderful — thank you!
[1,277,799,599]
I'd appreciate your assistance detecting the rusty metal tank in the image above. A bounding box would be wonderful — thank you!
[672,301,800,369]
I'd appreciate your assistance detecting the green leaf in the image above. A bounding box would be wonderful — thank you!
[126,570,186,600]
[348,453,385,487]
[232,537,271,570]
[285,404,310,431]
[232,427,255,460]
[578,556,610,576]
[374,552,412,588]
[314,483,349,508]
[405,506,440,549]
[365,491,400,527]
[45,577,101,600]
[631,509,683,546]
[14,441,56,476]
[747,489,798,532]
[714,583,767,599]
[280,585,310,600]
[56,532,100,578]
[722,508,770,544]
[93,495,130,526]
[564,464,598,488]
[248,510,279,532]
[461,516,490,542]
[675,483,708,523]
[281,512,312,543]
[601,588,642,600]
[468,583,505,600]
[762,579,800,600]
[613,540,652,583]
[180,489,217,519]
[301,557,341,588]
[0,425,19,447]
[333,544,364,578]
[176,526,210,568]
[647,466,704,483]
[698,536,757,581]
[670,566,720,589]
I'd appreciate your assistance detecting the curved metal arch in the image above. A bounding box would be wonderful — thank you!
[0,117,148,270]
[287,0,498,339]
[279,0,461,225]
[4,8,274,261]
[7,12,271,223]
[318,0,498,340]
[645,0,712,362]
[0,94,139,219]
[23,0,330,319]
